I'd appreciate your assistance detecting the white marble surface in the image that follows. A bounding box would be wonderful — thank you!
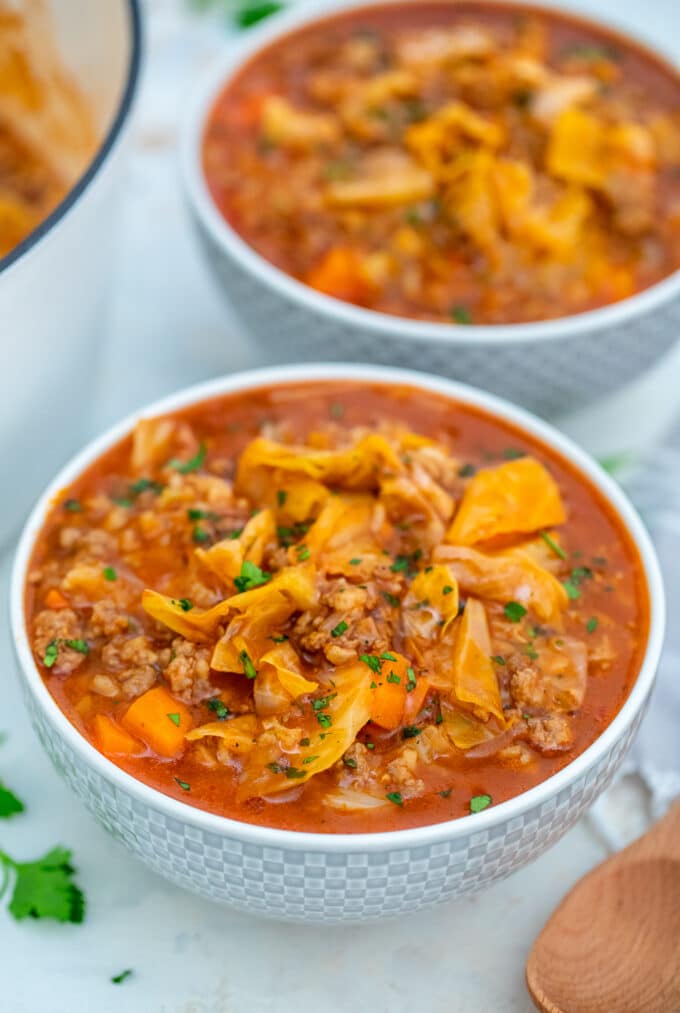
[1,1,679,1010]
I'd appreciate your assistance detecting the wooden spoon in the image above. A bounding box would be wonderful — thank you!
[526,800,680,1013]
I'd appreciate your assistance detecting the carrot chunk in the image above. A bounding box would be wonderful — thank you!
[92,714,144,757]
[368,652,413,730]
[45,588,70,610]
[121,686,193,758]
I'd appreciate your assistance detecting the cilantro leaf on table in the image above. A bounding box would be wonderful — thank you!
[0,780,24,819]
[0,846,85,923]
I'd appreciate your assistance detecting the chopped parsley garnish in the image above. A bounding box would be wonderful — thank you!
[525,644,539,661]
[43,640,59,668]
[303,755,319,765]
[491,655,506,665]
[267,762,282,774]
[312,694,337,711]
[271,635,289,643]
[207,698,230,720]
[63,498,81,512]
[329,402,345,419]
[402,726,420,739]
[172,598,193,612]
[174,778,191,792]
[586,616,599,634]
[349,558,362,566]
[166,713,181,727]
[386,672,401,685]
[296,544,311,561]
[406,667,417,692]
[386,791,404,806]
[365,742,375,750]
[284,767,306,780]
[111,969,133,985]
[103,566,117,582]
[439,788,452,798]
[0,780,25,819]
[359,654,382,673]
[331,621,348,638]
[382,592,400,608]
[300,738,310,747]
[168,441,206,474]
[458,463,476,478]
[276,490,288,507]
[316,712,332,729]
[470,794,492,813]
[192,525,211,545]
[277,522,311,546]
[239,650,257,680]
[380,651,397,661]
[504,601,527,623]
[540,530,567,560]
[442,585,454,596]
[129,477,163,497]
[234,560,271,593]
[563,566,593,601]
[390,549,421,576]
[187,508,219,522]
[0,845,85,923]
[343,756,358,769]
[65,639,89,655]
[451,304,473,325]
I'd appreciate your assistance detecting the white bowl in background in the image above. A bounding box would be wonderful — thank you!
[0,0,142,548]
[10,363,665,923]
[181,0,680,419]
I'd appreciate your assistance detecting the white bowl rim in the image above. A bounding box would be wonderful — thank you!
[10,364,665,852]
[0,0,143,279]
[180,0,680,347]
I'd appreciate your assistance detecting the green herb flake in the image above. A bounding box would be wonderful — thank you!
[296,544,311,561]
[470,793,492,813]
[316,713,332,729]
[192,525,211,545]
[439,788,452,799]
[187,508,219,522]
[458,463,476,478]
[207,698,230,720]
[0,780,25,819]
[386,791,404,807]
[382,592,400,608]
[386,672,401,685]
[284,767,306,780]
[239,650,257,680]
[504,601,527,623]
[174,778,190,792]
[276,490,288,507]
[300,738,310,747]
[402,726,420,739]
[349,557,362,566]
[442,585,454,596]
[331,621,348,638]
[540,530,567,560]
[312,694,337,711]
[303,755,319,765]
[365,742,375,750]
[271,635,288,643]
[43,640,59,668]
[524,644,539,661]
[491,655,506,666]
[343,756,358,769]
[234,560,271,593]
[129,478,163,497]
[168,441,206,474]
[563,580,580,600]
[172,598,193,612]
[330,402,345,419]
[63,498,82,513]
[111,969,133,985]
[406,667,417,692]
[586,616,599,634]
[267,762,282,774]
[451,304,473,325]
[359,654,382,673]
[65,639,89,656]
[103,566,117,582]
[166,713,181,727]
[380,651,397,662]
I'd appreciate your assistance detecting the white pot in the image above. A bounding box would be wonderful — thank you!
[0,0,142,548]
[10,363,665,923]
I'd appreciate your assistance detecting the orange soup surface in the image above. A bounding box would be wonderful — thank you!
[26,382,649,832]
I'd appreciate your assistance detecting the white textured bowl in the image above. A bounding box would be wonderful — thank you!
[0,0,142,548]
[181,0,680,418]
[10,364,665,923]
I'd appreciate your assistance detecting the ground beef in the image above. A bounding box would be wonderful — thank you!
[101,634,160,700]
[91,673,120,698]
[33,608,86,675]
[162,637,213,703]
[382,747,425,796]
[89,601,129,638]
[526,714,573,754]
[293,576,394,662]
[508,658,546,710]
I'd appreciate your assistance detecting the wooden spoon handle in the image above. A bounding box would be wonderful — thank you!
[618,798,680,864]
